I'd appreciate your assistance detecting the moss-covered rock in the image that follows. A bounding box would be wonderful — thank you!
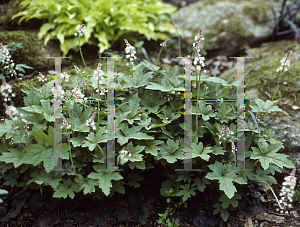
[220,40,300,119]
[0,31,52,74]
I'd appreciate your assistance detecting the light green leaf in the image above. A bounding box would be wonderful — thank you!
[215,103,236,123]
[250,99,283,113]
[0,148,24,168]
[69,134,85,147]
[37,23,56,39]
[0,119,15,139]
[21,126,70,170]
[146,82,185,92]
[250,140,295,170]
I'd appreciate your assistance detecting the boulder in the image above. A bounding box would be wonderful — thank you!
[171,0,281,56]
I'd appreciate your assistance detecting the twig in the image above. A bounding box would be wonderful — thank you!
[229,215,245,221]
[267,209,292,216]
[7,70,38,85]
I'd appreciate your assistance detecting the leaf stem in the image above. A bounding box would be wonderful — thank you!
[261,180,283,210]
[66,129,77,176]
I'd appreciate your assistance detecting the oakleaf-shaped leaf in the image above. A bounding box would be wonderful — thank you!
[69,134,85,147]
[176,184,196,202]
[192,177,211,192]
[121,65,152,89]
[249,99,283,113]
[23,88,42,106]
[88,166,123,196]
[146,82,185,92]
[140,91,167,113]
[159,139,183,163]
[53,178,79,199]
[74,174,98,194]
[206,161,237,199]
[192,103,215,121]
[0,148,24,168]
[116,122,153,146]
[215,103,236,123]
[0,119,16,139]
[21,126,70,170]
[128,161,146,169]
[250,140,295,170]
[255,168,278,184]
[27,169,61,189]
[191,142,213,161]
[127,172,143,188]
[219,193,241,209]
[123,142,145,162]
[213,202,230,222]
[82,127,107,151]
[143,140,164,156]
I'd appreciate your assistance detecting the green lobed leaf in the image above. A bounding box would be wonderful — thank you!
[250,140,295,170]
[219,193,242,209]
[249,99,283,113]
[206,161,237,199]
[88,165,123,196]
[53,178,80,199]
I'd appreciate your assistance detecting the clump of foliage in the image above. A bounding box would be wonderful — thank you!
[0,22,296,226]
[12,0,179,56]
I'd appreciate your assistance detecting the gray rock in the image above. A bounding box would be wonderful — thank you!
[171,0,281,55]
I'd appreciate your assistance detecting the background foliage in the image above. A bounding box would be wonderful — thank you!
[12,0,178,56]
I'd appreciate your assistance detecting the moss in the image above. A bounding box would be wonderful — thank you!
[220,40,300,118]
[0,0,43,31]
[0,31,51,74]
[242,2,271,25]
[201,0,242,5]
[206,12,253,51]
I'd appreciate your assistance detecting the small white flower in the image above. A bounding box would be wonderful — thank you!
[75,24,85,36]
[119,150,131,163]
[276,50,290,73]
[124,39,136,67]
[61,72,70,82]
[38,72,47,83]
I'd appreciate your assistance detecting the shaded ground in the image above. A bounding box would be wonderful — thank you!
[1,167,300,227]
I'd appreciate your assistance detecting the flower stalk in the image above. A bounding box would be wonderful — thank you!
[75,24,87,70]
